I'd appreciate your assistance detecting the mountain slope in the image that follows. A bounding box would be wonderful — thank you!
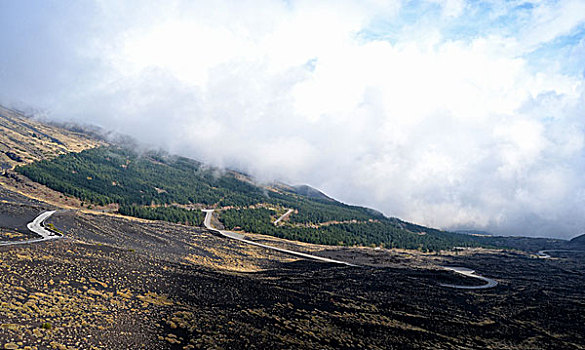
[570,233,585,248]
[15,145,483,251]
[2,105,585,350]
[283,184,334,201]
[0,106,502,251]
[0,105,104,170]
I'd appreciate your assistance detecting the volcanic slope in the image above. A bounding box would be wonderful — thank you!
[0,105,549,252]
[1,107,584,349]
[0,106,104,171]
[15,145,486,252]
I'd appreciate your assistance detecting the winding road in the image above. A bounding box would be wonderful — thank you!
[202,209,358,267]
[439,266,498,290]
[0,210,60,246]
[537,249,585,259]
[203,209,502,288]
[4,208,498,289]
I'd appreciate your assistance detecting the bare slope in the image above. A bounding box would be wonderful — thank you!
[0,105,104,170]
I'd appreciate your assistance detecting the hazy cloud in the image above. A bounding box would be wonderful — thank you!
[1,0,585,238]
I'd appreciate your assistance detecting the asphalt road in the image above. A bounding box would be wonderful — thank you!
[439,266,498,289]
[4,209,500,289]
[202,209,358,267]
[0,210,60,246]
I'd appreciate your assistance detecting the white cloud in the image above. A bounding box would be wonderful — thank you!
[1,0,585,238]
[520,0,585,50]
[428,0,467,18]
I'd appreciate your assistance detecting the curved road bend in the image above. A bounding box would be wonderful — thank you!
[537,249,585,259]
[440,266,498,290]
[202,209,358,267]
[0,210,60,246]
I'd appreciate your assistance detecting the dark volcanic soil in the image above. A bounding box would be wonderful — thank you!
[0,199,52,241]
[0,199,584,349]
[0,183,50,208]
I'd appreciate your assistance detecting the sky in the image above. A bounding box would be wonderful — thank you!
[1,0,585,239]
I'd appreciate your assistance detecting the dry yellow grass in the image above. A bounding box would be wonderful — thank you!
[185,244,298,272]
[0,106,105,170]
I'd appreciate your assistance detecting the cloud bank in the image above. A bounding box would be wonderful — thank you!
[1,0,585,238]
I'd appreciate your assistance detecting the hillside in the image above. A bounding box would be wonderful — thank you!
[570,233,585,248]
[0,106,482,252]
[0,106,104,170]
[0,108,569,252]
[287,184,334,201]
[15,145,483,251]
[1,106,585,349]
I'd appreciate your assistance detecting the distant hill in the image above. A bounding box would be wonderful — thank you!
[276,184,335,202]
[292,184,333,201]
[570,233,585,248]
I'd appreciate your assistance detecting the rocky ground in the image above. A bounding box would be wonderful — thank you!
[1,186,584,349]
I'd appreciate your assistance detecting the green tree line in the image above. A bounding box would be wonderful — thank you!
[15,146,490,251]
[118,205,204,226]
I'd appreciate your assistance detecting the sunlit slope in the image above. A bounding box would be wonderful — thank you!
[16,146,484,251]
[0,105,104,170]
